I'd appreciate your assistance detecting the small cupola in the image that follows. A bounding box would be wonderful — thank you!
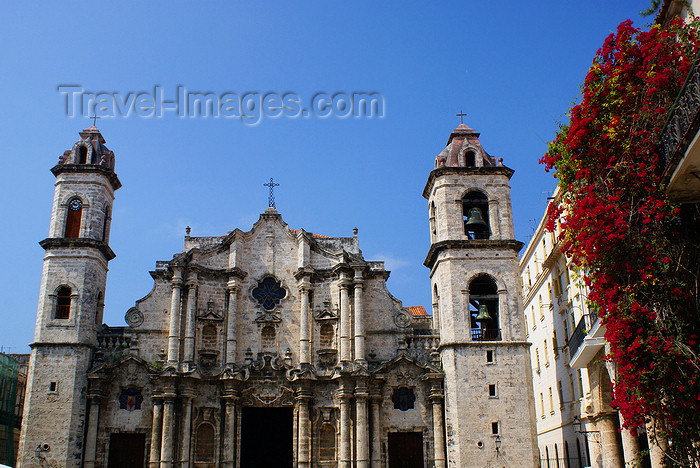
[435,123,497,169]
[59,126,116,170]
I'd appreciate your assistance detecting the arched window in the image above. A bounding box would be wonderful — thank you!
[78,146,88,164]
[195,423,215,462]
[95,291,103,324]
[65,198,83,238]
[469,275,500,341]
[464,150,476,167]
[545,446,550,468]
[261,326,276,352]
[319,323,334,349]
[462,191,490,239]
[555,443,560,468]
[429,202,436,240]
[319,423,336,462]
[56,286,71,319]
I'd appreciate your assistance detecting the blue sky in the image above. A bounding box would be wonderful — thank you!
[0,1,652,353]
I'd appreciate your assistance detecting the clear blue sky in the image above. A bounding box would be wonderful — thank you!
[0,1,652,353]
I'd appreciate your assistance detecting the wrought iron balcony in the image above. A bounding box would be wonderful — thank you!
[660,54,700,199]
[567,311,605,368]
[471,328,501,341]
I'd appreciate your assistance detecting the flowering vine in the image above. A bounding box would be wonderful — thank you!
[541,19,700,464]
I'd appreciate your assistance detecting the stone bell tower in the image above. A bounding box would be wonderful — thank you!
[423,122,538,467]
[18,126,120,468]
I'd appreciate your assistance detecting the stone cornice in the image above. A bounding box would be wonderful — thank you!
[39,237,116,262]
[424,239,524,269]
[51,163,122,191]
[422,165,515,199]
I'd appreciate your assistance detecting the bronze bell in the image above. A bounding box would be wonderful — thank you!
[475,304,492,322]
[464,207,488,232]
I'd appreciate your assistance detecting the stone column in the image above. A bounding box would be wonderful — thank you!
[339,384,352,468]
[299,280,311,365]
[595,412,624,468]
[222,388,238,468]
[498,288,509,340]
[646,420,668,468]
[83,391,103,468]
[355,383,369,468]
[353,270,365,364]
[180,393,194,468]
[149,396,163,468]
[339,273,351,363]
[167,269,183,364]
[160,395,176,468]
[183,280,198,366]
[370,396,381,468]
[293,404,298,468]
[226,279,239,366]
[488,199,500,239]
[296,389,312,468]
[429,383,446,468]
[619,414,641,467]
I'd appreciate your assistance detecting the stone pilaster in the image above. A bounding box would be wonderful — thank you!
[222,387,239,468]
[183,279,198,366]
[355,382,369,468]
[179,392,194,468]
[339,272,352,363]
[429,382,446,468]
[149,395,163,468]
[226,279,239,366]
[370,392,382,468]
[296,389,313,468]
[160,394,176,468]
[167,269,183,364]
[299,279,311,365]
[83,390,103,468]
[338,383,353,468]
[353,270,365,364]
[488,199,500,238]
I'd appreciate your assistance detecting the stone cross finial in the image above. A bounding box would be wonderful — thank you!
[456,109,467,125]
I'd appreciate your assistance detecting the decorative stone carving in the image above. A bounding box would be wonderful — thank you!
[118,388,143,411]
[125,307,144,328]
[393,309,412,328]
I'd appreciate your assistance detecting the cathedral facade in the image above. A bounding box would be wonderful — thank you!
[17,124,538,467]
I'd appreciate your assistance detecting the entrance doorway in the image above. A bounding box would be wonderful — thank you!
[388,432,424,468]
[108,432,145,468]
[240,406,293,468]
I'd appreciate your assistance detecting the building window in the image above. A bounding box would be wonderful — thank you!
[577,370,585,397]
[252,276,286,310]
[553,331,559,358]
[549,387,554,414]
[49,382,57,392]
[558,380,564,406]
[101,205,110,242]
[55,286,71,319]
[319,423,336,461]
[462,191,490,239]
[469,275,500,341]
[392,387,416,411]
[544,339,549,364]
[486,350,494,363]
[491,421,499,435]
[195,423,215,462]
[535,348,541,373]
[319,323,334,349]
[488,384,497,397]
[540,393,545,418]
[78,146,88,164]
[464,150,476,167]
[65,198,83,238]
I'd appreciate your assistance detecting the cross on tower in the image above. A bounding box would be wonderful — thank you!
[89,115,101,127]
[456,109,467,125]
[264,177,280,208]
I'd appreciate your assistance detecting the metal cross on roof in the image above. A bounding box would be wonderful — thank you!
[90,115,101,127]
[264,177,280,207]
[456,109,467,124]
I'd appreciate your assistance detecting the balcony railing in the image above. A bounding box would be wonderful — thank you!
[660,54,700,177]
[471,328,501,341]
[566,312,599,357]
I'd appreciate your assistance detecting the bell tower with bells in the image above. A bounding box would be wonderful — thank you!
[423,120,538,466]
[18,125,120,468]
